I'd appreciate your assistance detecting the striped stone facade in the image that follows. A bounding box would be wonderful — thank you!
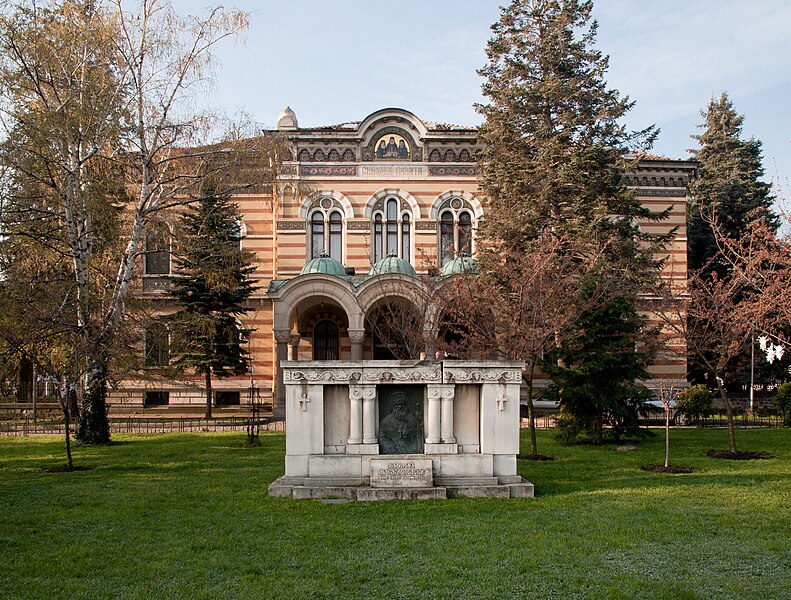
[110,108,696,413]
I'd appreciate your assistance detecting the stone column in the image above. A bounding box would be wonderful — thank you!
[288,334,301,361]
[362,386,377,444]
[347,385,364,444]
[348,329,366,361]
[441,388,456,444]
[425,385,443,444]
[273,329,291,419]
[426,383,456,453]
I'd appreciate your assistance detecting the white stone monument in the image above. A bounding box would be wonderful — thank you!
[268,360,534,500]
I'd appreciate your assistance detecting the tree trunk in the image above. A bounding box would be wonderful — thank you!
[717,379,737,453]
[664,404,670,469]
[76,361,111,444]
[205,369,213,419]
[525,362,539,457]
[57,383,74,469]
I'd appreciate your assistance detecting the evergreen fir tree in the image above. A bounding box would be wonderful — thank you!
[546,289,656,444]
[168,191,257,419]
[688,92,777,277]
[476,0,667,442]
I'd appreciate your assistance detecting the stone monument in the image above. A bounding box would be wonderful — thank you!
[268,360,535,500]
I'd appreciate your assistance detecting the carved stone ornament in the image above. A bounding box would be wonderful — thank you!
[443,367,522,383]
[282,362,443,384]
[426,384,455,400]
[349,385,377,400]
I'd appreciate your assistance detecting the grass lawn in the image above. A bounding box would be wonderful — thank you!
[1,428,789,599]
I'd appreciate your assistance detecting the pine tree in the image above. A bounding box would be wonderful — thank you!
[546,289,657,444]
[688,92,776,277]
[168,192,257,419]
[475,0,667,442]
[476,0,664,275]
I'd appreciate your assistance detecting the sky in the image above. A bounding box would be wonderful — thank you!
[173,0,791,200]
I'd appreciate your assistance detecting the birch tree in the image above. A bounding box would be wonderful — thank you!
[0,0,249,443]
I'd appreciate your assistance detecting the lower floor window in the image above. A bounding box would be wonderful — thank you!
[144,391,169,406]
[215,391,241,406]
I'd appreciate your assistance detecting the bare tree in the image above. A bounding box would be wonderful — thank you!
[435,236,616,457]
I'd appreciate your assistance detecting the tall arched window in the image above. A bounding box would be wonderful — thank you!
[401,214,410,262]
[310,212,324,259]
[329,211,342,261]
[438,207,475,267]
[458,211,472,254]
[313,320,339,360]
[308,207,344,262]
[372,196,411,263]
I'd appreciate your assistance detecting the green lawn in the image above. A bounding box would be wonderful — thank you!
[1,428,789,599]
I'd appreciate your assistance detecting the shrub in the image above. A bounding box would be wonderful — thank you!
[676,384,713,424]
[773,382,791,426]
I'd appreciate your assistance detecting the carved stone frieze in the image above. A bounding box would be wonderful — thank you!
[443,367,522,383]
[278,220,306,231]
[428,165,480,177]
[300,165,358,177]
[347,221,370,231]
[415,221,437,231]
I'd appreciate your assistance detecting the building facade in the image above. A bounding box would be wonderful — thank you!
[110,107,696,414]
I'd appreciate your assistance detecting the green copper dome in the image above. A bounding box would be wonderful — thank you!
[300,251,347,277]
[440,253,478,276]
[369,251,417,277]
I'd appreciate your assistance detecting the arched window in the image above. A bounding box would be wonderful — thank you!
[308,206,344,262]
[372,197,411,263]
[438,206,475,267]
[458,211,472,255]
[386,199,398,255]
[329,211,342,261]
[439,212,455,266]
[313,320,339,360]
[310,212,324,259]
[401,214,410,262]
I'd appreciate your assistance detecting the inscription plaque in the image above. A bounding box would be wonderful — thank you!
[370,458,433,488]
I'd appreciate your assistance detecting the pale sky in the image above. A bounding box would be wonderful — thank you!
[173,0,791,199]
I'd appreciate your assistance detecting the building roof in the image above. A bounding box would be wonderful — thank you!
[299,252,347,277]
[369,252,417,277]
[440,253,479,277]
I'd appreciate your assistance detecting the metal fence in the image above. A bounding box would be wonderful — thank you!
[0,417,285,437]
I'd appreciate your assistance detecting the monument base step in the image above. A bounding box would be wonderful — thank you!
[267,476,535,500]
[357,487,446,501]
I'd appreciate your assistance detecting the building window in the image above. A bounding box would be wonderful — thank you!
[144,229,170,275]
[308,207,343,262]
[372,197,410,263]
[144,323,169,367]
[215,391,241,406]
[144,391,169,406]
[310,212,324,258]
[313,320,339,360]
[438,207,474,267]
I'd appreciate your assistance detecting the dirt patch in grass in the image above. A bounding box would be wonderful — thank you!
[518,454,555,461]
[47,464,91,473]
[706,450,773,460]
[641,464,693,474]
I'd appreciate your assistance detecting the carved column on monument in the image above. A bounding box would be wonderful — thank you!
[425,384,443,444]
[441,387,456,444]
[348,329,366,360]
[288,334,301,361]
[347,385,364,444]
[362,385,377,444]
[426,383,456,453]
[273,329,291,419]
